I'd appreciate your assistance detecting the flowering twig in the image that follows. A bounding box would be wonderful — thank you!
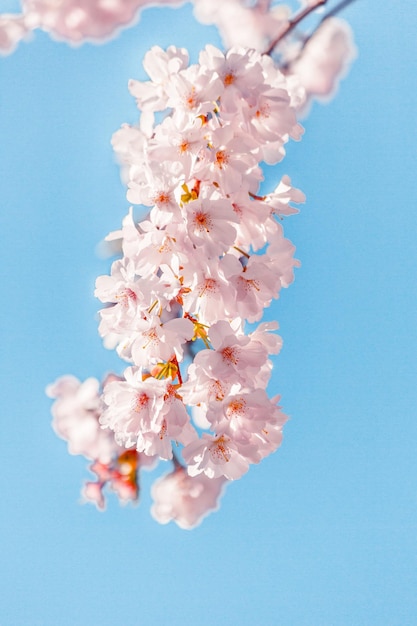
[47,0,358,529]
[320,0,359,21]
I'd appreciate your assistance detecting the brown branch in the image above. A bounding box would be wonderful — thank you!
[320,0,359,22]
[264,0,327,55]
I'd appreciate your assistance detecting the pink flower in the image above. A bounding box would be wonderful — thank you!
[206,389,288,460]
[183,194,238,258]
[82,481,106,511]
[129,45,189,113]
[128,316,194,367]
[265,174,306,217]
[101,367,168,449]
[47,27,354,525]
[0,13,32,55]
[194,320,269,387]
[101,367,197,460]
[46,375,119,463]
[181,258,238,325]
[22,0,169,42]
[151,467,226,529]
[183,433,252,480]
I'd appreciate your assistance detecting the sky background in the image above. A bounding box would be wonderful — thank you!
[1,1,417,625]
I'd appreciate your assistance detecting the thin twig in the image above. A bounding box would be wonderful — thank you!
[320,0,358,22]
[265,0,327,55]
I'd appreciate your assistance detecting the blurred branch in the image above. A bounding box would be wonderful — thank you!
[265,0,327,55]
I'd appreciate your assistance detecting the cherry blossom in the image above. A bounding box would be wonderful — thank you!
[47,374,156,509]
[151,466,227,529]
[47,39,304,523]
[47,375,118,463]
[0,12,33,55]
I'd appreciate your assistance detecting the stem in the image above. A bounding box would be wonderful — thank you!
[320,0,358,22]
[173,355,183,385]
[265,0,327,55]
[148,300,159,315]
[233,246,250,259]
[249,191,266,201]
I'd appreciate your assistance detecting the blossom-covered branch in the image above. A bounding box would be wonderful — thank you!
[45,0,357,529]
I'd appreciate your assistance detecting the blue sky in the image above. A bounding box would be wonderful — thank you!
[1,2,417,625]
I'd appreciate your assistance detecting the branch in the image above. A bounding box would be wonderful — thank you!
[265,0,327,55]
[320,0,359,22]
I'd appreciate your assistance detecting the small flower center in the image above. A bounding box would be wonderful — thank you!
[255,103,270,119]
[132,392,149,413]
[210,436,231,464]
[226,398,246,418]
[215,149,229,169]
[143,328,159,347]
[154,191,171,206]
[238,276,261,292]
[116,288,137,307]
[159,419,167,440]
[209,379,226,401]
[185,88,197,110]
[158,236,173,253]
[221,346,239,365]
[199,278,218,296]
[224,72,235,86]
[193,211,212,232]
[179,140,189,154]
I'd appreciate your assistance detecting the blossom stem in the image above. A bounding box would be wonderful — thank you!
[233,246,250,259]
[148,300,159,315]
[173,356,183,386]
[320,0,358,22]
[249,191,266,201]
[265,0,327,55]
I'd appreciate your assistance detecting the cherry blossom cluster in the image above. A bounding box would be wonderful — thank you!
[47,373,226,528]
[193,0,356,109]
[1,0,356,114]
[42,1,357,529]
[101,44,306,474]
[0,0,179,53]
[48,42,309,528]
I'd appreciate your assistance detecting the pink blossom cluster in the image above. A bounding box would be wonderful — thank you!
[193,0,356,107]
[1,0,356,114]
[39,2,357,529]
[98,44,305,480]
[47,373,226,527]
[48,43,306,528]
[1,0,356,113]
[0,0,183,53]
[47,374,147,510]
